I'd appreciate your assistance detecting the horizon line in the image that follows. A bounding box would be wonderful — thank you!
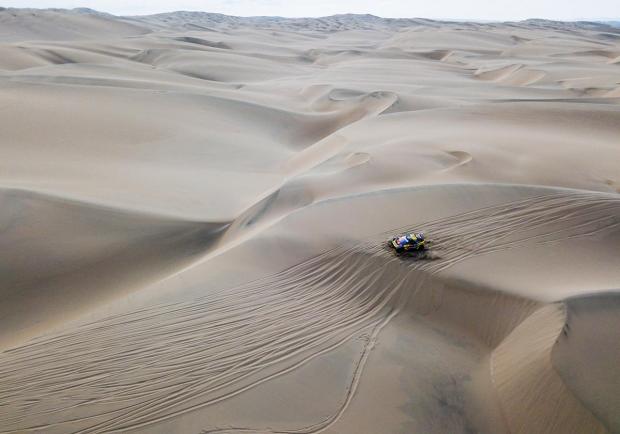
[1,6,618,22]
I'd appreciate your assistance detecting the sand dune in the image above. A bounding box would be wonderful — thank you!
[474,64,547,86]
[0,188,227,349]
[0,8,619,434]
[0,8,149,42]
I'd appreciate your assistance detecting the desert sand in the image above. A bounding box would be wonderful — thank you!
[0,7,619,434]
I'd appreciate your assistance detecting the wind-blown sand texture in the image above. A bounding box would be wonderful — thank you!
[0,8,619,434]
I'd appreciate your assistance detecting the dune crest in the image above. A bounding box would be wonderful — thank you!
[474,63,547,86]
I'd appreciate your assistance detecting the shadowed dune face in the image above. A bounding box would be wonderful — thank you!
[0,9,619,434]
[552,293,620,433]
[0,189,228,348]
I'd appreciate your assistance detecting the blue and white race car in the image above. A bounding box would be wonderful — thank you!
[389,232,427,255]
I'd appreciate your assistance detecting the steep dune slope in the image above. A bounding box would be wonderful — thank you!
[552,293,620,433]
[0,188,227,349]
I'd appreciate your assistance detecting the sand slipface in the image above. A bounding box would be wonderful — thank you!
[0,8,619,434]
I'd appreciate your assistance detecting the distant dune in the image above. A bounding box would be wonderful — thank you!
[0,8,149,41]
[0,8,619,434]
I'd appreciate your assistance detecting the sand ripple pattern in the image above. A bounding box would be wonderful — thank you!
[0,191,619,433]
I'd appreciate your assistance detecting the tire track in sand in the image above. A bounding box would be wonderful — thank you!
[0,190,618,433]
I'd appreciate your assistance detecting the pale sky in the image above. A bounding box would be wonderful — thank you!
[1,0,618,21]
